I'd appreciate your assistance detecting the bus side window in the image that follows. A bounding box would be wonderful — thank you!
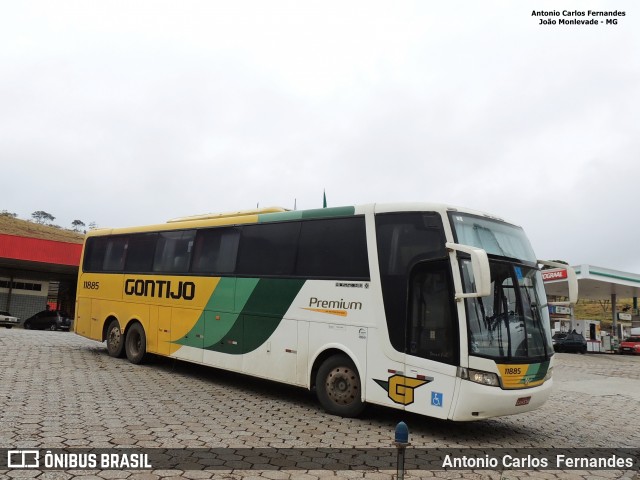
[153,231,196,273]
[191,228,240,274]
[236,223,300,276]
[296,217,369,279]
[375,212,447,353]
[408,260,458,364]
[83,237,109,272]
[124,233,158,273]
[103,237,128,272]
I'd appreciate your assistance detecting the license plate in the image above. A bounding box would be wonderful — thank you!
[515,396,531,406]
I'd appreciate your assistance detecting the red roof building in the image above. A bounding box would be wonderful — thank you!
[0,233,82,267]
[0,223,84,321]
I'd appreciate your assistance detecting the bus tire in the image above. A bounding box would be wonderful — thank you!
[125,322,147,365]
[316,354,365,418]
[106,319,126,358]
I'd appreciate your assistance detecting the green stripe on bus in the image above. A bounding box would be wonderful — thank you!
[258,206,355,223]
[205,278,305,355]
[236,277,261,311]
[175,277,260,349]
[524,361,549,383]
[258,211,304,222]
[241,278,305,316]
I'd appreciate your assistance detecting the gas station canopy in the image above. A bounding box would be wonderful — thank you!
[543,264,640,300]
[543,264,640,336]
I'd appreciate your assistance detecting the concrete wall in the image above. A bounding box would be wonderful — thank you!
[0,277,49,323]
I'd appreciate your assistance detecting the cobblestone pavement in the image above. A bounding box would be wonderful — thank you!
[0,329,638,479]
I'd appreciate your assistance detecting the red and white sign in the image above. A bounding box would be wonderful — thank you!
[542,269,568,282]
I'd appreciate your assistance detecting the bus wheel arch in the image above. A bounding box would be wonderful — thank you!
[124,321,147,365]
[104,317,126,358]
[312,349,365,418]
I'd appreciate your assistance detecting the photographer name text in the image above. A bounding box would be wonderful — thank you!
[533,10,626,26]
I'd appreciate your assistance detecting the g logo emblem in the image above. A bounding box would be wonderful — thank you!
[375,374,432,405]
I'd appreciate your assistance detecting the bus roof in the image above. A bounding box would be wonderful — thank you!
[167,207,287,223]
[84,202,519,237]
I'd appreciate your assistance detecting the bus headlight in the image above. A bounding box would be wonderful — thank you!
[544,366,553,381]
[458,367,500,387]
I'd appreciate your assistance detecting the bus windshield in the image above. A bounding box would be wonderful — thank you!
[450,213,536,263]
[461,259,553,361]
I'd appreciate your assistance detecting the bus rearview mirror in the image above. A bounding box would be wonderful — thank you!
[446,243,491,299]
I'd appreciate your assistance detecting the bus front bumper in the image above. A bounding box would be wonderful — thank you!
[450,378,553,421]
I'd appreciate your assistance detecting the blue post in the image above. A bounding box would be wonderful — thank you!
[394,421,409,479]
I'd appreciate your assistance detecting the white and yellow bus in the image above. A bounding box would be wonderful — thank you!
[75,203,576,421]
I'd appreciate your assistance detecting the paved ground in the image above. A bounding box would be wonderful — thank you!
[0,329,638,479]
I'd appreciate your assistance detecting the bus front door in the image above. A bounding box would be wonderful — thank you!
[404,260,460,420]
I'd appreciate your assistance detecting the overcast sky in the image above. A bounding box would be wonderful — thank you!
[1,1,638,272]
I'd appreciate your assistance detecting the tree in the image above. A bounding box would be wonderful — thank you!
[0,210,17,218]
[88,221,98,230]
[71,220,86,232]
[598,300,610,314]
[31,211,55,224]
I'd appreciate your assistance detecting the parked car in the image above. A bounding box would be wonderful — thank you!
[618,336,640,355]
[552,331,587,353]
[0,311,20,329]
[23,310,72,331]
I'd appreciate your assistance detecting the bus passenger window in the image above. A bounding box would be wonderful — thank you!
[236,223,300,276]
[296,217,369,279]
[153,230,196,273]
[191,228,240,274]
[83,237,109,272]
[103,237,128,272]
[125,233,158,273]
[375,212,447,353]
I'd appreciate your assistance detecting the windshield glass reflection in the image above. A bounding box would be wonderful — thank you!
[462,259,552,361]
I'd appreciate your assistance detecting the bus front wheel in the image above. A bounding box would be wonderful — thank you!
[316,354,365,418]
[106,319,125,358]
[125,323,147,364]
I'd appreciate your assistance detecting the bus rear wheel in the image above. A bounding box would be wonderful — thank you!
[316,354,364,418]
[125,323,146,364]
[106,319,125,358]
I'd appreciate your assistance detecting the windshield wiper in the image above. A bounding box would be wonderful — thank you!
[530,302,549,359]
[522,281,550,359]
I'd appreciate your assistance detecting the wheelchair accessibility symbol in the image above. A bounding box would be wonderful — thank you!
[431,391,443,407]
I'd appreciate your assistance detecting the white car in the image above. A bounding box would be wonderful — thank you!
[0,311,20,329]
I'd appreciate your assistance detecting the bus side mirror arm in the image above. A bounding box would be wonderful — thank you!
[446,243,491,300]
[537,260,578,306]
